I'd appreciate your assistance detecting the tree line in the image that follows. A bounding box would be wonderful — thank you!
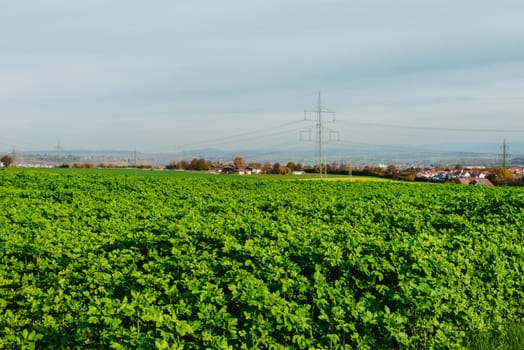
[165,157,307,174]
[2,153,523,186]
[164,156,524,186]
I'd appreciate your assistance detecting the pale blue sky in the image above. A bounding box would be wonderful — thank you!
[1,0,524,152]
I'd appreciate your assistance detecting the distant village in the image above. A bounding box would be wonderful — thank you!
[2,151,524,186]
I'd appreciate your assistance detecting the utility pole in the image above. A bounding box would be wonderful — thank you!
[348,156,352,179]
[134,149,138,176]
[12,146,16,168]
[303,92,337,179]
[55,141,63,167]
[501,139,509,185]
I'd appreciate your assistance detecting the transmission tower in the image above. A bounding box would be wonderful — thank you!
[303,92,337,179]
[12,146,16,168]
[501,139,510,185]
[133,149,139,176]
[55,141,63,167]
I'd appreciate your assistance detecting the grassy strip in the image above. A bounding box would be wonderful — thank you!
[6,167,394,182]
[466,322,524,350]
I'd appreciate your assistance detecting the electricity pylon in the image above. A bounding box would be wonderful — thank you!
[55,141,63,167]
[501,139,510,185]
[12,146,16,168]
[303,92,337,179]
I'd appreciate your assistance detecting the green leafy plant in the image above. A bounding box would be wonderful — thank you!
[0,171,522,348]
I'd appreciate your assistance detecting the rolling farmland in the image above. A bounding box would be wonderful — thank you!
[1,171,523,349]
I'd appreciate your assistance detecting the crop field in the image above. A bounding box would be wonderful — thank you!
[16,167,218,178]
[20,167,390,182]
[0,171,523,349]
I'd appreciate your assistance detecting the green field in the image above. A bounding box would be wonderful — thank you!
[14,167,390,182]
[1,170,523,349]
[10,167,218,178]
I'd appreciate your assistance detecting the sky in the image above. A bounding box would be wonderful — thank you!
[1,0,524,153]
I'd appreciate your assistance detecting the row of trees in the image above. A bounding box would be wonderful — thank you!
[165,157,405,177]
[165,156,308,174]
[165,157,524,186]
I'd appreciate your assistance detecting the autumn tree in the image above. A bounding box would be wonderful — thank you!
[386,165,398,178]
[338,164,350,174]
[272,162,281,174]
[279,166,292,175]
[262,161,272,174]
[178,160,189,170]
[166,161,178,169]
[1,155,12,168]
[487,167,516,185]
[233,156,246,170]
[397,167,419,182]
[188,158,211,171]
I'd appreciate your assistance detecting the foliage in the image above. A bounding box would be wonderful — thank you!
[1,154,13,167]
[0,172,523,349]
[187,158,212,171]
[487,167,517,186]
[233,156,246,170]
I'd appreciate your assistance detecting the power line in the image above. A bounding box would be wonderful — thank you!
[0,137,53,151]
[181,120,304,150]
[340,121,524,133]
[238,140,308,161]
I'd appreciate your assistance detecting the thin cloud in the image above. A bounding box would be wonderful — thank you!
[1,1,523,152]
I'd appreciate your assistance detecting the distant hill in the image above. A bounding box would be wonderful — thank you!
[8,142,524,167]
